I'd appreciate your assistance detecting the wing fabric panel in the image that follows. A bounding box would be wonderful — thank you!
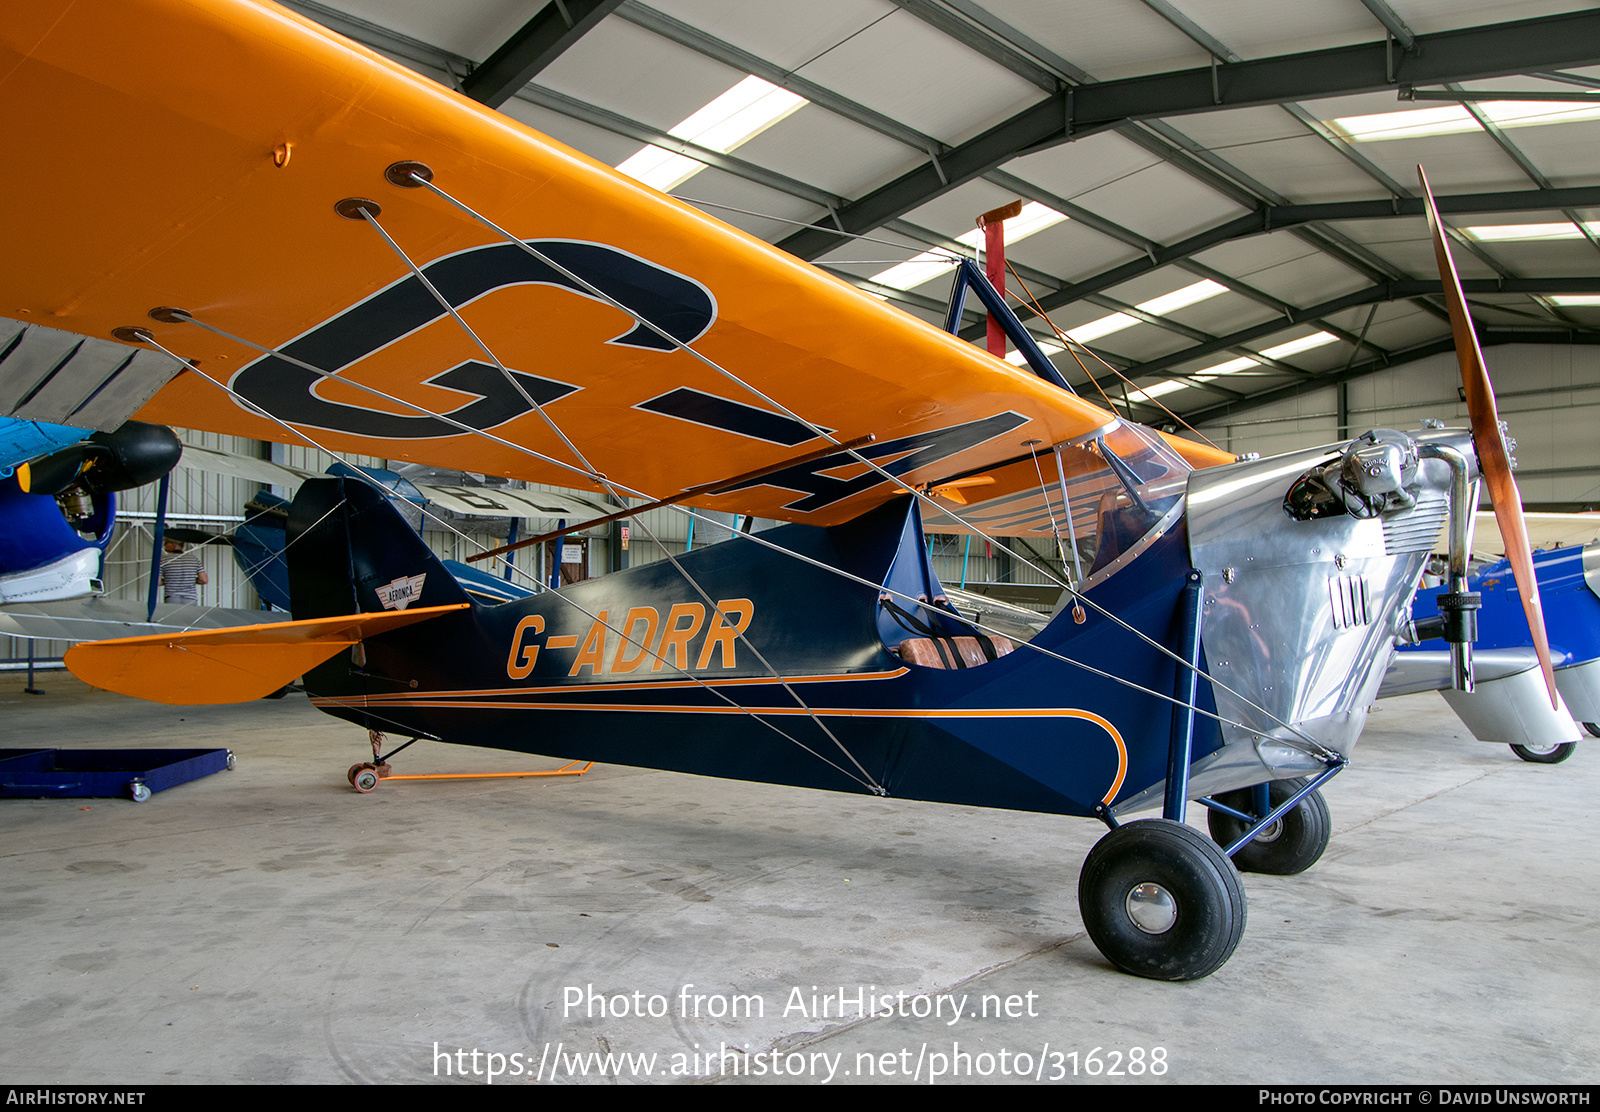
[0,0,1147,527]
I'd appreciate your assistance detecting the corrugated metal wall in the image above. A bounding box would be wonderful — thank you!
[1195,344,1600,508]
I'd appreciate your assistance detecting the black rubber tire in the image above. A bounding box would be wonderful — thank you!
[1077,819,1246,982]
[1582,723,1600,739]
[1510,742,1577,764]
[1207,778,1331,876]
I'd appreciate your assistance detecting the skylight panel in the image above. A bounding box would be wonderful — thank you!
[1193,356,1260,378]
[1136,279,1228,316]
[869,254,963,292]
[1330,105,1477,142]
[1048,281,1230,349]
[868,202,1067,292]
[1260,332,1338,360]
[1482,100,1600,130]
[1066,312,1135,343]
[616,146,704,192]
[1132,380,1186,400]
[1465,221,1594,242]
[1330,100,1600,142]
[1189,334,1336,379]
[1005,340,1064,366]
[1549,295,1600,306]
[616,75,808,193]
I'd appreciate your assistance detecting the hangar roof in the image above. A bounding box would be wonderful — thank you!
[283,0,1600,431]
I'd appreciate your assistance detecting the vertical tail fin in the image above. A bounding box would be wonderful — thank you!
[288,476,469,619]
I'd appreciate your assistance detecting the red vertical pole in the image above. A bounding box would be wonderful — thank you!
[977,200,1024,360]
[984,220,1006,358]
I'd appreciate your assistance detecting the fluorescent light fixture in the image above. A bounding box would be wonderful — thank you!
[617,75,808,192]
[1465,221,1599,242]
[1549,294,1600,306]
[1331,100,1600,142]
[1260,331,1338,359]
[869,202,1067,291]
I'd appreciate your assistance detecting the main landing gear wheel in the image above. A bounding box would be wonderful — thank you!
[1077,819,1246,982]
[1582,722,1600,738]
[1510,742,1576,764]
[1207,778,1331,876]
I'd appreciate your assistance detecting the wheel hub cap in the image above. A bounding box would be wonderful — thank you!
[1126,883,1178,934]
[1253,818,1283,843]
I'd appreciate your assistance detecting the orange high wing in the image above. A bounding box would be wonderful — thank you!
[0,0,1201,531]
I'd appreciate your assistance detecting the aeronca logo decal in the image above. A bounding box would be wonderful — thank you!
[377,574,426,611]
[229,240,717,440]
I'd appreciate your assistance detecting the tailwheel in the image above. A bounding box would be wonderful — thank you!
[1207,778,1331,876]
[1077,819,1246,982]
[1510,742,1576,764]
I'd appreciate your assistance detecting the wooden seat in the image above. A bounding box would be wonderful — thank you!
[897,635,1015,669]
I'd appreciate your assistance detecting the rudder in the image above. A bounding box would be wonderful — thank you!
[288,476,469,620]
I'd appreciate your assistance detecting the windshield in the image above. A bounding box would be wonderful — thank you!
[1054,423,1191,583]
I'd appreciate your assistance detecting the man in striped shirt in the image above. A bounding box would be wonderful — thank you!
[160,538,209,605]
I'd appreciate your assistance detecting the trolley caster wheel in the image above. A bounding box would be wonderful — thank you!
[1510,742,1576,764]
[225,751,236,771]
[1077,819,1246,982]
[353,768,380,793]
[129,781,151,803]
[347,763,367,786]
[1207,777,1331,875]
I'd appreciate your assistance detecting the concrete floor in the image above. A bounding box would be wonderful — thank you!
[1,672,1595,1086]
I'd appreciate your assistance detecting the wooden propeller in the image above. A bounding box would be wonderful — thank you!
[1418,166,1558,708]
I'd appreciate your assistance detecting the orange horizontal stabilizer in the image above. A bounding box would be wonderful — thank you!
[65,604,469,705]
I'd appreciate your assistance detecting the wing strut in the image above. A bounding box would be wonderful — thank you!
[943,258,1075,393]
[468,433,877,565]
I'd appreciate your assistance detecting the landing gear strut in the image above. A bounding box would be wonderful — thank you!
[1206,777,1331,875]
